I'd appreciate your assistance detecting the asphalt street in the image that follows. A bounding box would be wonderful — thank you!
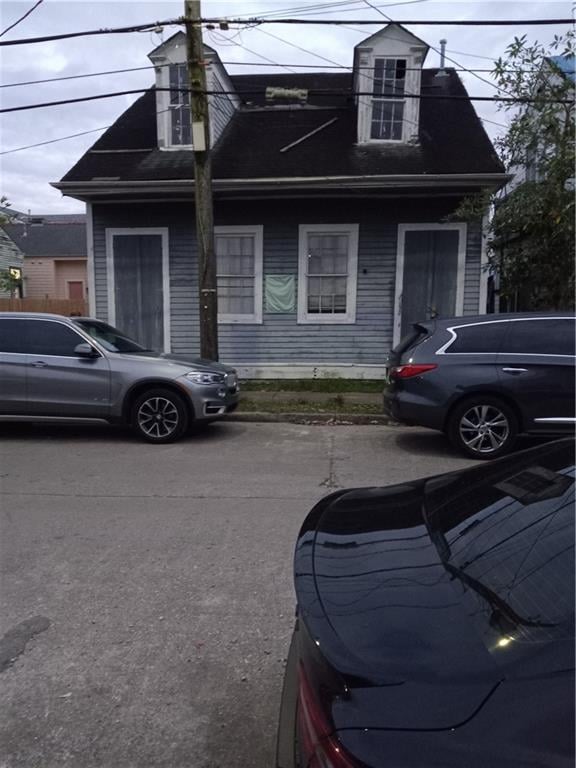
[0,421,477,768]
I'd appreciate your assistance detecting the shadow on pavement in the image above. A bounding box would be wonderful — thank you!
[394,427,561,460]
[0,420,243,444]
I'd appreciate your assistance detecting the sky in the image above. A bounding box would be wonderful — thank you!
[0,0,572,215]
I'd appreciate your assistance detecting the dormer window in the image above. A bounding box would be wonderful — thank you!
[354,23,428,146]
[371,58,407,140]
[169,64,191,146]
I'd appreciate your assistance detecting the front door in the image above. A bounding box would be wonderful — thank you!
[396,225,465,344]
[109,231,168,352]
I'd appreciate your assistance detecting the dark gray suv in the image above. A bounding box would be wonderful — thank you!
[0,313,239,443]
[384,313,576,459]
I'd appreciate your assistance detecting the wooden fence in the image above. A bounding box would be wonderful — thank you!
[0,298,88,316]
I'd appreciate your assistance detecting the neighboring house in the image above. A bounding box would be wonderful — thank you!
[4,215,88,302]
[0,226,24,297]
[54,24,507,377]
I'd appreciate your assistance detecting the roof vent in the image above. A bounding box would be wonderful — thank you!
[265,87,308,105]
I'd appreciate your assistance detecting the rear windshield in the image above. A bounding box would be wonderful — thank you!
[392,324,430,357]
[424,441,575,660]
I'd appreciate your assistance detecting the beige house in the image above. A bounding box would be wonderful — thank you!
[4,214,87,301]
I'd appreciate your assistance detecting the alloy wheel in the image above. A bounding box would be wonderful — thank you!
[137,396,180,439]
[459,404,510,454]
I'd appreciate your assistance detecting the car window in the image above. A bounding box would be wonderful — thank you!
[502,319,576,356]
[73,319,147,353]
[27,320,86,357]
[0,318,30,353]
[446,322,508,354]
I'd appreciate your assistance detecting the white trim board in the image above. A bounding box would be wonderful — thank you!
[86,202,96,316]
[232,363,387,380]
[105,227,171,352]
[393,223,467,347]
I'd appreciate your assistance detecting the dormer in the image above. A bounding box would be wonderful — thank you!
[148,32,240,151]
[354,24,429,145]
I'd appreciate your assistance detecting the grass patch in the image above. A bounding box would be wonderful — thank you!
[238,398,382,415]
[241,378,384,393]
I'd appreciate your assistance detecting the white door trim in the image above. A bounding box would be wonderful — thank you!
[394,222,467,346]
[86,202,96,316]
[105,227,171,352]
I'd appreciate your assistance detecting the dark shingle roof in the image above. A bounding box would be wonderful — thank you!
[61,69,503,185]
[4,219,87,258]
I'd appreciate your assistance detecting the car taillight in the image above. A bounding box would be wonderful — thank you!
[297,663,360,768]
[389,364,437,379]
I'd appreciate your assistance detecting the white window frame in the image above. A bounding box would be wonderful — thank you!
[369,57,407,143]
[105,227,171,352]
[393,223,466,347]
[215,225,263,325]
[155,59,194,151]
[297,224,359,325]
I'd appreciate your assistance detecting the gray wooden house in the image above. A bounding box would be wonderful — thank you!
[54,24,507,378]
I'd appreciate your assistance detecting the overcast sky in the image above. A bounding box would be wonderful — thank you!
[0,0,572,215]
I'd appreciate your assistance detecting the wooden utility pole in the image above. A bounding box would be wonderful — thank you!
[185,0,218,360]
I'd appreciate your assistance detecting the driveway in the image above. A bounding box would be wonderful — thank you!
[0,422,476,768]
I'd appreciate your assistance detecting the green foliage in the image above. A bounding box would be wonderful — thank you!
[0,197,12,227]
[457,31,575,309]
[0,269,22,295]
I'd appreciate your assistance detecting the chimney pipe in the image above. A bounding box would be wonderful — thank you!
[439,39,447,69]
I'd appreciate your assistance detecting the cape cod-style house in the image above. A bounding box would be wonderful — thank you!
[54,24,507,377]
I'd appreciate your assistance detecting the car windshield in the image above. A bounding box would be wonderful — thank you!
[73,319,149,353]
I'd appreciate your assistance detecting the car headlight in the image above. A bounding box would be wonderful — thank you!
[185,371,225,385]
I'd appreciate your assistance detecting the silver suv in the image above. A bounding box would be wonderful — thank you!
[0,313,239,443]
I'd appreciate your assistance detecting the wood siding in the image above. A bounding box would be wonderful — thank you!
[92,199,483,364]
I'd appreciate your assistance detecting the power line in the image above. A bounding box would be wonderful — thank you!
[0,18,182,47]
[241,0,431,19]
[0,0,44,37]
[0,62,541,90]
[0,126,110,156]
[0,15,570,47]
[1,87,571,115]
[201,16,573,26]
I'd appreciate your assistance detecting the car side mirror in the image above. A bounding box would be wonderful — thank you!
[74,342,99,358]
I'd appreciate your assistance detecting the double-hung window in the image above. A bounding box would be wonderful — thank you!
[298,224,359,324]
[215,226,263,324]
[371,58,406,141]
[169,63,191,146]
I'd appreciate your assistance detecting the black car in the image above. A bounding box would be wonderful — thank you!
[276,439,575,768]
[383,313,575,459]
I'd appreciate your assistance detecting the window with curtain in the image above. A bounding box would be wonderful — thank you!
[371,58,406,141]
[169,63,191,146]
[215,228,263,323]
[298,225,359,324]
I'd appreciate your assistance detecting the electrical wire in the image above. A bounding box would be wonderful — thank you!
[0,0,44,37]
[0,62,540,90]
[201,16,573,27]
[1,87,570,115]
[0,18,183,47]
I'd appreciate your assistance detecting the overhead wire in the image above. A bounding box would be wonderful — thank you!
[0,61,543,91]
[0,0,45,37]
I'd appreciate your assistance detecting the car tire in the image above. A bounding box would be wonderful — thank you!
[131,388,189,443]
[447,396,518,460]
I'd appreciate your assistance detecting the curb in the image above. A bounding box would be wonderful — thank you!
[225,411,397,425]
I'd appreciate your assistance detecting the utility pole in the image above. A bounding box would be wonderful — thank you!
[185,0,218,360]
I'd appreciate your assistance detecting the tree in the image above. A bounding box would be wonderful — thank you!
[458,32,575,310]
[0,197,22,297]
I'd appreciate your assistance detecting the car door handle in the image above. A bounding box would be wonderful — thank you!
[31,360,48,368]
[502,367,528,374]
